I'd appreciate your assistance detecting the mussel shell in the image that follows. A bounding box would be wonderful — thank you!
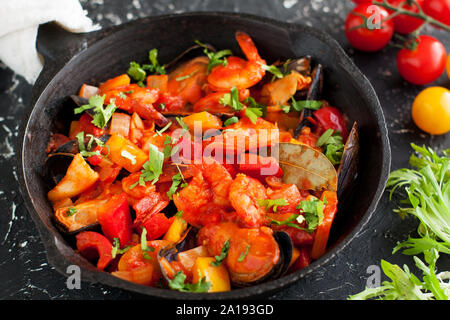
[42,152,75,189]
[52,215,100,235]
[306,64,323,101]
[284,56,312,77]
[158,227,194,282]
[294,63,324,138]
[337,122,359,200]
[164,44,216,71]
[53,139,79,154]
[231,230,293,287]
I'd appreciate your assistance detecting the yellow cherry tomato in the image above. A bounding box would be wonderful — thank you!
[411,87,450,135]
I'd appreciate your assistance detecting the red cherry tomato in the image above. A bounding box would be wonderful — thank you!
[388,0,425,34]
[397,35,447,85]
[422,0,450,27]
[345,4,394,52]
[352,0,373,3]
[313,106,349,140]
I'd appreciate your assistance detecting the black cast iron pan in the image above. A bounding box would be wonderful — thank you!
[18,12,391,299]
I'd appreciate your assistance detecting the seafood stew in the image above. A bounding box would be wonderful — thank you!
[43,31,359,293]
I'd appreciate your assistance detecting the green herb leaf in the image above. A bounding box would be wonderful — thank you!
[211,239,230,267]
[244,97,267,117]
[127,61,147,82]
[74,95,105,115]
[316,129,344,165]
[257,198,289,212]
[258,62,285,81]
[148,48,166,75]
[223,116,239,127]
[168,271,211,292]
[219,87,244,111]
[66,207,77,217]
[140,227,155,260]
[174,210,184,218]
[267,213,303,230]
[245,107,263,124]
[297,198,325,233]
[167,172,183,200]
[290,97,323,112]
[176,69,198,82]
[237,245,251,262]
[195,40,232,73]
[111,238,132,259]
[175,117,189,131]
[129,144,164,189]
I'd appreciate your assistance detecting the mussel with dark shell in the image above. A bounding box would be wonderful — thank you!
[337,122,359,200]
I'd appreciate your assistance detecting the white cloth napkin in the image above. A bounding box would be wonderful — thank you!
[0,0,100,84]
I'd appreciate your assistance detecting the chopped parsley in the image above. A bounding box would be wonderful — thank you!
[316,129,344,165]
[75,131,101,158]
[175,117,189,131]
[290,97,323,112]
[111,238,132,259]
[140,227,155,260]
[195,40,232,73]
[245,107,263,125]
[237,245,251,262]
[162,135,179,159]
[167,165,188,199]
[267,213,301,229]
[66,207,77,217]
[168,271,211,292]
[175,69,199,81]
[257,198,289,212]
[74,94,117,129]
[297,198,326,233]
[258,62,286,81]
[244,97,267,117]
[174,210,184,218]
[153,121,172,137]
[211,239,230,267]
[219,87,244,111]
[129,144,164,189]
[127,49,166,85]
[223,116,239,127]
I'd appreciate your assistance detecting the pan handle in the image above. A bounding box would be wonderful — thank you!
[31,22,125,105]
[31,22,98,104]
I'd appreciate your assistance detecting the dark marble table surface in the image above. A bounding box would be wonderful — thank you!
[0,0,448,300]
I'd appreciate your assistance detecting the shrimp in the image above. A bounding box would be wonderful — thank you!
[193,89,249,114]
[195,157,233,208]
[228,174,267,228]
[207,32,266,91]
[167,56,209,105]
[197,222,280,285]
[173,157,233,226]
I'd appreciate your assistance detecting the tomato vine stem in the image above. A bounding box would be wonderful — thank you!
[373,0,450,33]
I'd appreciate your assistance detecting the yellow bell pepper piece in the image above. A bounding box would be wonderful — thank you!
[191,257,231,292]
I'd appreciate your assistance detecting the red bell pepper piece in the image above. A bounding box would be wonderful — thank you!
[97,193,133,246]
[291,247,312,271]
[156,93,186,111]
[87,146,103,166]
[311,191,338,259]
[75,113,107,138]
[139,213,172,240]
[75,231,113,270]
[313,106,348,140]
[238,153,283,180]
